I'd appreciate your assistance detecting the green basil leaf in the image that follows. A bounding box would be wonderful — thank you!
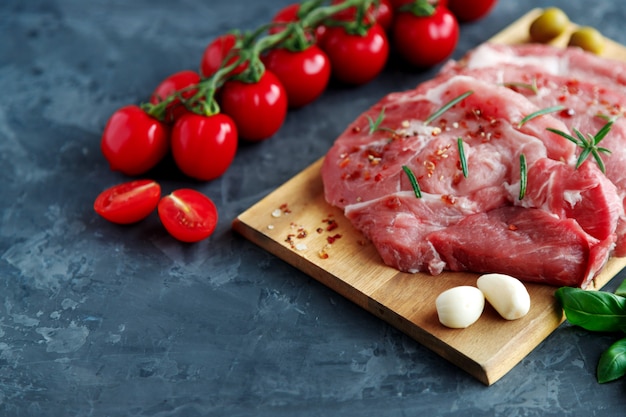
[597,337,626,383]
[615,279,626,298]
[554,287,626,332]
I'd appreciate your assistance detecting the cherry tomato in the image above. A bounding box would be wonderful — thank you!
[447,0,497,22]
[392,5,459,68]
[149,70,201,122]
[200,33,248,78]
[320,23,389,85]
[219,70,288,141]
[331,0,393,31]
[94,179,161,224]
[270,3,327,42]
[171,113,238,181]
[372,0,394,31]
[158,189,218,243]
[261,45,331,108]
[101,105,169,176]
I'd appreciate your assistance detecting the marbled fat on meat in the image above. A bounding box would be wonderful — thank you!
[322,44,625,288]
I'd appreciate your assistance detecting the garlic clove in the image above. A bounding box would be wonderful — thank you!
[477,273,530,320]
[435,286,485,328]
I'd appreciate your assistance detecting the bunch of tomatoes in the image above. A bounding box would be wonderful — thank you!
[94,0,497,242]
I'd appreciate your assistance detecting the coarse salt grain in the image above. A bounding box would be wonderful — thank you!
[271,209,282,218]
[295,243,308,251]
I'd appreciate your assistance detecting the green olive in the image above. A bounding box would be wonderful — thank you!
[568,26,605,54]
[529,7,570,43]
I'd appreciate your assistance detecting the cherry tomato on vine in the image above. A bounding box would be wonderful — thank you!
[270,3,327,42]
[158,189,218,243]
[331,0,394,31]
[149,70,200,122]
[101,105,169,176]
[261,45,331,108]
[171,112,238,181]
[320,23,389,85]
[392,5,459,68]
[94,179,161,224]
[200,33,248,78]
[219,70,288,141]
[447,0,497,22]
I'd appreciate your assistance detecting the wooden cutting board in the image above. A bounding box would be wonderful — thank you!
[232,9,626,385]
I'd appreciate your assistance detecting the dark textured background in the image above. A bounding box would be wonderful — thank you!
[1,1,625,416]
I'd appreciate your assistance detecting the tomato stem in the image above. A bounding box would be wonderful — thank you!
[398,0,436,17]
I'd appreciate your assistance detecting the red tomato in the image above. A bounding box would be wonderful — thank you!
[101,105,169,176]
[373,0,394,30]
[270,3,327,42]
[331,0,393,31]
[320,23,389,85]
[200,33,248,78]
[447,0,497,22]
[94,179,161,224]
[171,113,238,181]
[261,45,331,108]
[158,189,218,243]
[392,5,459,68]
[219,70,288,141]
[149,70,201,122]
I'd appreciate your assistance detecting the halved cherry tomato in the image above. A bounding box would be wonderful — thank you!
[200,33,248,78]
[171,112,238,181]
[392,5,459,68]
[149,70,201,122]
[100,105,169,176]
[158,189,218,243]
[219,70,288,141]
[447,0,497,22]
[261,45,331,108]
[320,23,389,85]
[94,179,161,224]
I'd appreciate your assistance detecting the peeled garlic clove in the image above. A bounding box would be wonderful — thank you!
[477,273,530,320]
[435,286,485,328]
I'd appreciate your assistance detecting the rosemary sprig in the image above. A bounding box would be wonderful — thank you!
[366,106,395,135]
[518,105,565,128]
[424,90,474,126]
[457,137,468,178]
[546,119,613,173]
[502,78,538,94]
[519,153,527,200]
[402,165,422,198]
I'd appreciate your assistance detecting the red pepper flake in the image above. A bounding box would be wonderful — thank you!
[441,194,457,205]
[316,227,324,234]
[508,224,518,231]
[318,248,330,259]
[297,228,308,239]
[279,203,291,214]
[325,218,339,231]
[327,234,342,244]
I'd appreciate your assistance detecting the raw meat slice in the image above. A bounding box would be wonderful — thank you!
[322,62,622,287]
[443,42,626,255]
[428,206,608,288]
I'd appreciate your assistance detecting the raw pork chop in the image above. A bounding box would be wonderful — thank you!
[443,43,626,256]
[322,63,622,287]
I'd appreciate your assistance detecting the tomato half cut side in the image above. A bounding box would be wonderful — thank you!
[158,189,218,243]
[94,179,161,224]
